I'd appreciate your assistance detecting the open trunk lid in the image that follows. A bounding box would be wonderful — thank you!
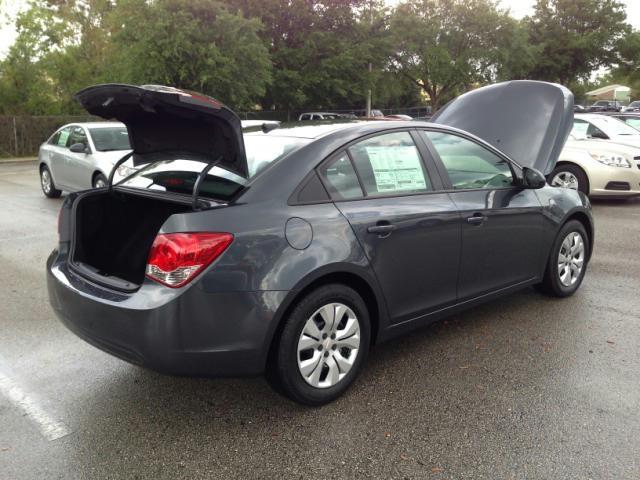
[431,80,574,175]
[75,84,248,178]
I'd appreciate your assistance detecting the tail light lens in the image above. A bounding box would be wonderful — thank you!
[145,232,233,288]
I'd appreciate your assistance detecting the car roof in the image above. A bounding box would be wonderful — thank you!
[64,121,126,129]
[243,120,449,140]
[574,113,609,120]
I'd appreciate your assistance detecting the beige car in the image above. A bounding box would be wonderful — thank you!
[548,134,640,197]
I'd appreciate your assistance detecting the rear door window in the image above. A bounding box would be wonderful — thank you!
[347,131,431,196]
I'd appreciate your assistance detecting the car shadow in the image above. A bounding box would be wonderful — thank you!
[62,285,595,477]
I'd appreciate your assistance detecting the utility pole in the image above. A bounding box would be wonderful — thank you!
[365,0,373,117]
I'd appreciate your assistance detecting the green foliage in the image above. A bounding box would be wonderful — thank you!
[106,0,271,110]
[526,0,629,83]
[388,0,515,109]
[0,0,271,113]
[0,0,636,115]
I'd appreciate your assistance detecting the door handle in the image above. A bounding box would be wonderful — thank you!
[466,214,486,225]
[367,222,396,236]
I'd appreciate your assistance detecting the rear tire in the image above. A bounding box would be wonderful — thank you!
[269,284,370,406]
[93,173,108,189]
[548,164,589,196]
[40,165,62,198]
[538,220,589,297]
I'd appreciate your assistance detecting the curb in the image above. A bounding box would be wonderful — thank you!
[0,157,37,165]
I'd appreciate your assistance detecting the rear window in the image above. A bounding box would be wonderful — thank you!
[118,134,310,201]
[89,127,131,151]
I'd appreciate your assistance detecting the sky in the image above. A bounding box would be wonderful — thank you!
[1,0,640,59]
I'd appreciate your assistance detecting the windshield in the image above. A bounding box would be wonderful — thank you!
[628,101,640,108]
[89,127,131,151]
[118,133,311,200]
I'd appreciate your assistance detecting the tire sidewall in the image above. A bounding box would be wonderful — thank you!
[549,164,589,196]
[547,220,589,296]
[276,284,370,406]
[93,173,108,189]
[40,166,58,198]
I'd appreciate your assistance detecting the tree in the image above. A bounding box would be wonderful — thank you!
[226,0,388,111]
[105,0,271,110]
[526,0,629,84]
[388,0,513,110]
[0,0,272,114]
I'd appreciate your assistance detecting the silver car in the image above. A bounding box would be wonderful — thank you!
[38,122,133,197]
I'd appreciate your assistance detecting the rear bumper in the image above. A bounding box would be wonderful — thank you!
[47,250,287,377]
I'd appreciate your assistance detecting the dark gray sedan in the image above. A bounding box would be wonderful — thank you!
[48,82,593,405]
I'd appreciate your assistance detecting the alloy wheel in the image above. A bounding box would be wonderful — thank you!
[41,169,52,194]
[94,178,106,189]
[551,171,579,190]
[557,231,585,287]
[297,302,360,389]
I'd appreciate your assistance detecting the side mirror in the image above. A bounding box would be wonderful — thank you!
[589,130,609,140]
[70,142,88,153]
[522,167,546,189]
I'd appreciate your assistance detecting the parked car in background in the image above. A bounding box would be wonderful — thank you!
[573,114,640,148]
[573,104,586,113]
[49,81,592,405]
[622,101,640,112]
[298,112,341,121]
[587,100,623,112]
[548,134,640,197]
[384,114,413,120]
[240,120,281,129]
[38,122,134,197]
[605,113,640,131]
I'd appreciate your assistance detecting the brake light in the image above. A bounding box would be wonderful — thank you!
[145,232,233,288]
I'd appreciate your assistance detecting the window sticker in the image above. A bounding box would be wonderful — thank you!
[57,129,70,147]
[366,146,426,192]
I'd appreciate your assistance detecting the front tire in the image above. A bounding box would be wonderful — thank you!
[538,220,589,297]
[40,165,62,198]
[93,173,108,189]
[548,164,589,196]
[269,284,370,406]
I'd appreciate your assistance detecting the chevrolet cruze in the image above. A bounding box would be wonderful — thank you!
[47,82,593,405]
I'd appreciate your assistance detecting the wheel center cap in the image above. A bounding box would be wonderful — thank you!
[323,338,332,350]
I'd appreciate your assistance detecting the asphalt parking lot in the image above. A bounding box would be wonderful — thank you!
[1,160,639,480]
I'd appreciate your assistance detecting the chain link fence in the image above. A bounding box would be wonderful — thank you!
[0,115,96,158]
[0,105,431,158]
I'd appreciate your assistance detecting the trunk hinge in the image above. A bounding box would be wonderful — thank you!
[107,151,134,192]
[192,156,222,210]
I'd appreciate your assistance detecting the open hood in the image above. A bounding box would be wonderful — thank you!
[431,81,574,175]
[75,84,248,178]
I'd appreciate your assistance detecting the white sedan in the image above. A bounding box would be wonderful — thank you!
[548,134,640,197]
[38,122,135,197]
[573,113,640,148]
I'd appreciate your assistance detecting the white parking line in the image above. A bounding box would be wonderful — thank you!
[0,370,71,441]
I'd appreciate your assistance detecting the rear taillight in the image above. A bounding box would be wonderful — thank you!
[145,232,233,288]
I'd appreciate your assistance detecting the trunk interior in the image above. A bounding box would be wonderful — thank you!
[72,191,191,288]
